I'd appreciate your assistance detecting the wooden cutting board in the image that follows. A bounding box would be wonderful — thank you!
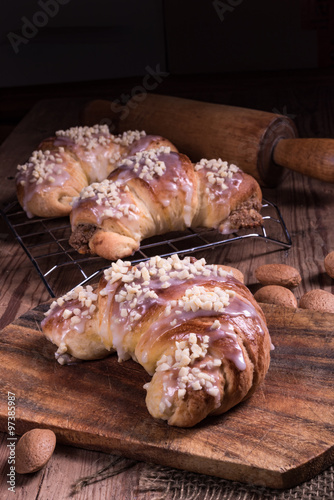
[0,302,333,490]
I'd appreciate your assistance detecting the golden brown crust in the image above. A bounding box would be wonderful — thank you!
[69,154,263,261]
[69,150,198,260]
[16,150,88,218]
[16,127,178,219]
[42,256,271,427]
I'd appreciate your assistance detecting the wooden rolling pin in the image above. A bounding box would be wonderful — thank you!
[81,93,334,187]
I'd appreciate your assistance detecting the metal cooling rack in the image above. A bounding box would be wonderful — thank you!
[1,199,291,298]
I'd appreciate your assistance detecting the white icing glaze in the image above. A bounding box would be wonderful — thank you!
[54,127,121,182]
[16,127,152,218]
[71,148,197,235]
[109,148,193,216]
[42,255,270,417]
[70,180,141,235]
[16,149,71,218]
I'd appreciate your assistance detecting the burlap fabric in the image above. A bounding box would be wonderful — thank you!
[138,463,334,500]
[71,454,333,498]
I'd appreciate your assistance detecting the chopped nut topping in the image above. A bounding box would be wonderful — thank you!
[154,333,221,403]
[44,285,98,323]
[72,179,139,221]
[44,254,252,412]
[179,285,231,314]
[100,256,235,334]
[194,158,240,197]
[17,149,66,185]
[55,125,146,151]
[56,125,112,150]
[112,130,146,147]
[118,146,171,182]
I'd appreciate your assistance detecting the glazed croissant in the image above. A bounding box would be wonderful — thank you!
[16,125,176,218]
[42,255,272,427]
[69,148,263,260]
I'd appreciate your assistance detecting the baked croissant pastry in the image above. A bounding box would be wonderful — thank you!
[69,148,263,260]
[16,125,176,218]
[42,255,272,427]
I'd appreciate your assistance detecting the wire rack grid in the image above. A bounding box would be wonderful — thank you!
[1,199,291,298]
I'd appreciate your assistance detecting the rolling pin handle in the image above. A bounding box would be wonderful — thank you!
[273,138,334,183]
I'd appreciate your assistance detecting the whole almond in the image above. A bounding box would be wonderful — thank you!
[299,289,334,313]
[15,429,56,474]
[254,285,297,308]
[255,264,301,288]
[324,251,334,279]
[219,265,244,284]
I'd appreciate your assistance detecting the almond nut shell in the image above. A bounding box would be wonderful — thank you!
[16,428,56,474]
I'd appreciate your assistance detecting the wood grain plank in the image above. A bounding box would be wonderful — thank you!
[0,303,333,490]
[0,431,150,500]
[0,93,334,498]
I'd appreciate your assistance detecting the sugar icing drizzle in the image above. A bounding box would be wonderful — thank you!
[70,178,140,228]
[71,147,195,228]
[16,148,71,217]
[194,158,243,201]
[16,127,149,212]
[43,255,269,418]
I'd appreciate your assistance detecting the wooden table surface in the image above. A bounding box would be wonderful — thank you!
[0,74,334,499]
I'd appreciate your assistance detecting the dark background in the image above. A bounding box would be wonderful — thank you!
[1,0,334,141]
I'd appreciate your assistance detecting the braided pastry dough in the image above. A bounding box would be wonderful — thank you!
[42,255,272,427]
[69,149,263,260]
[16,125,176,218]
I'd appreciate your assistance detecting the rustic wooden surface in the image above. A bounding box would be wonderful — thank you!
[0,301,333,491]
[0,78,334,498]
